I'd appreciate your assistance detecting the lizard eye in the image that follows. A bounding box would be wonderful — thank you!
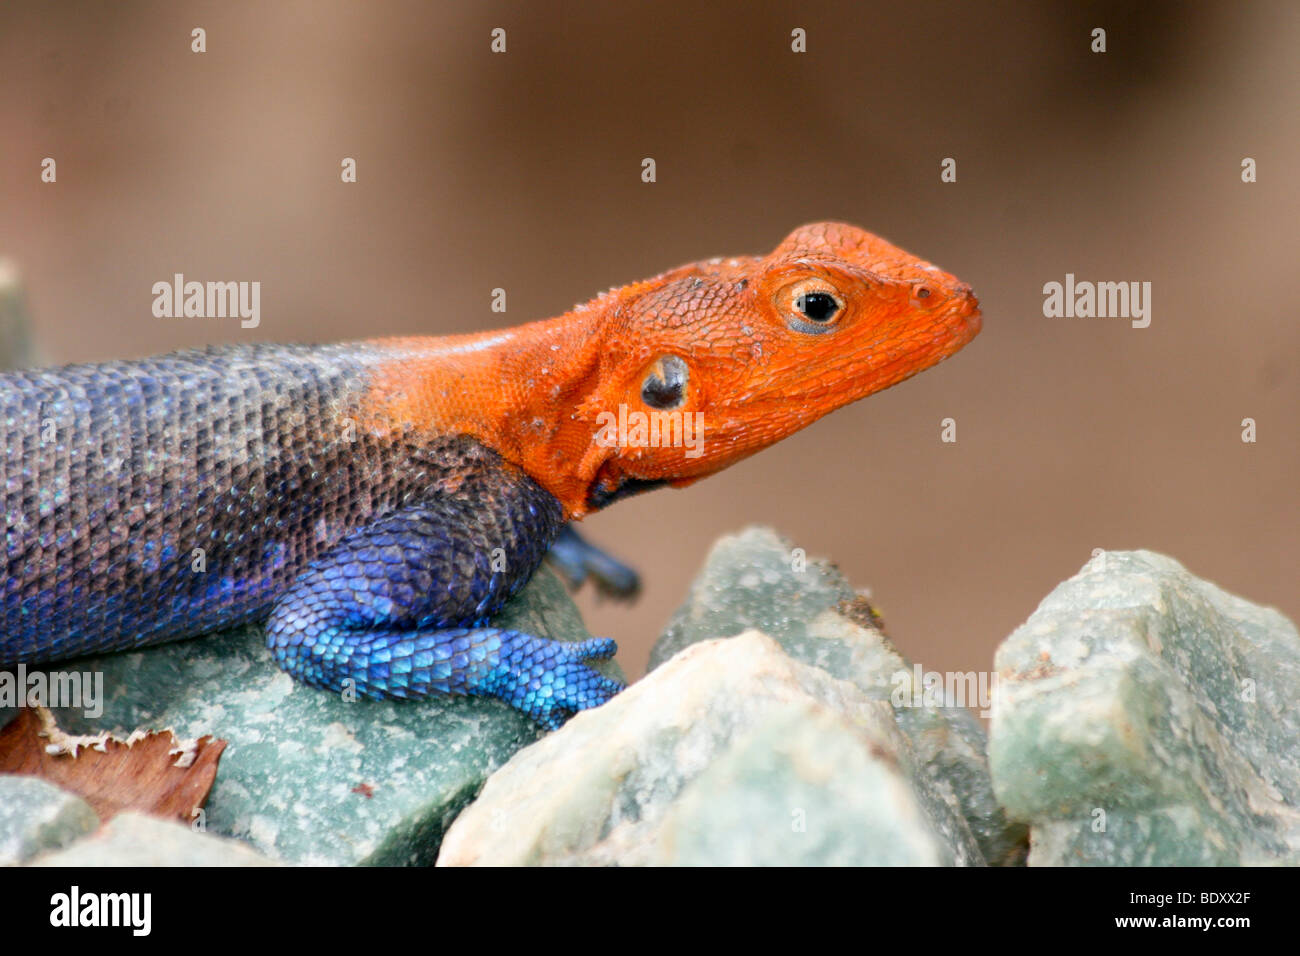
[796,292,840,322]
[779,278,845,335]
[641,355,689,409]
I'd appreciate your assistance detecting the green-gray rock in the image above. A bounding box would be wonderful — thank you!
[658,706,970,866]
[39,567,619,866]
[989,549,1300,866]
[650,526,1026,865]
[29,811,278,866]
[0,775,100,865]
[438,631,983,865]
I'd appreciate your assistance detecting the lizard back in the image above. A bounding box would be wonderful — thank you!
[0,343,512,664]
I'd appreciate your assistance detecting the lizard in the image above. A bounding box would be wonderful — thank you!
[0,222,981,729]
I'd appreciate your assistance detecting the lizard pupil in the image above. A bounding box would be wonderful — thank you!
[796,292,839,322]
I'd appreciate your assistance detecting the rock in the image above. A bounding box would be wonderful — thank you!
[650,526,1025,865]
[0,774,100,865]
[656,706,970,866]
[438,631,984,866]
[989,549,1300,866]
[37,566,620,866]
[29,811,278,866]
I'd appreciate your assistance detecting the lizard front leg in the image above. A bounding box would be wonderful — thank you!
[546,525,641,599]
[264,463,623,729]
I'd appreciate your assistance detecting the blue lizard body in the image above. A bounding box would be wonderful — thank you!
[1,343,620,728]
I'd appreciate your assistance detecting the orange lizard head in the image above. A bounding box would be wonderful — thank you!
[362,222,980,518]
[576,222,982,511]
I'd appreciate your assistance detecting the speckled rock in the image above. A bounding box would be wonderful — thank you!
[650,526,1025,865]
[35,567,620,866]
[654,706,971,866]
[438,631,984,866]
[990,549,1300,866]
[29,811,278,866]
[0,774,100,865]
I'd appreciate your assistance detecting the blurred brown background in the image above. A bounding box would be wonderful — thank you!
[1,1,1295,681]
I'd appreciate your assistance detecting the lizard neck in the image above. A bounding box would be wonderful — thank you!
[358,308,616,518]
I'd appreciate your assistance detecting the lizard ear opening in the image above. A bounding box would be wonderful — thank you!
[640,355,689,410]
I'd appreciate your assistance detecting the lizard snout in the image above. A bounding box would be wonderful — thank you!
[951,282,982,335]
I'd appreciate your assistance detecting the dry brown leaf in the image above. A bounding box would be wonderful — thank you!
[0,707,226,824]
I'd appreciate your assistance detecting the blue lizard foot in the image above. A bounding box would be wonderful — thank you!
[268,620,625,728]
[475,633,624,730]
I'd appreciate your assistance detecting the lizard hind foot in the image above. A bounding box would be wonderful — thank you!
[477,632,625,730]
[267,621,624,729]
[260,474,624,728]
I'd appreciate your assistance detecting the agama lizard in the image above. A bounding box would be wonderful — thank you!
[0,223,981,728]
